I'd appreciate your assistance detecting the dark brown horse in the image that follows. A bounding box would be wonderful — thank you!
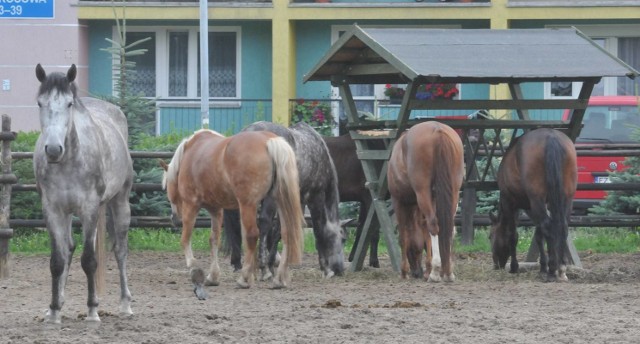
[490,128,577,282]
[388,121,464,282]
[324,134,382,268]
[161,129,304,295]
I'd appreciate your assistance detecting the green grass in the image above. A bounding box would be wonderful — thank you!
[7,226,640,256]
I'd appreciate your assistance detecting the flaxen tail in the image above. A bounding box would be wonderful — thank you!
[266,137,304,265]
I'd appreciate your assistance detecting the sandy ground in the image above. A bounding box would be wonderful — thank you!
[1,249,640,344]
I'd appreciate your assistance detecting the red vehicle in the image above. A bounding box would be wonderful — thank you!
[562,96,640,213]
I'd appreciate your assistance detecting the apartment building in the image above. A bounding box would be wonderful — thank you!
[4,0,639,133]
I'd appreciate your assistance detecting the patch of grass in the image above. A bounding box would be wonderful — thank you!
[8,226,640,255]
[572,227,640,253]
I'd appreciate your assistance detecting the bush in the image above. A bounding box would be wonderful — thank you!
[10,132,41,220]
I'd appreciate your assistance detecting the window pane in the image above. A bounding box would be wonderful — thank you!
[169,32,189,97]
[617,37,640,96]
[550,82,572,97]
[198,32,237,98]
[350,84,374,97]
[125,32,156,97]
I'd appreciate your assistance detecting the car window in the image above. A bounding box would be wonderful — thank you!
[577,105,640,143]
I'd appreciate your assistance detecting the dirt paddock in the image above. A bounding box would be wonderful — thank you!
[1,250,639,343]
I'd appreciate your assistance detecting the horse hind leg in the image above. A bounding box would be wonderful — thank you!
[392,201,413,279]
[79,204,103,322]
[108,194,133,316]
[257,197,278,281]
[534,225,548,275]
[237,204,260,289]
[205,208,223,287]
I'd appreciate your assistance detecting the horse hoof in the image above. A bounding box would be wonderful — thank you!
[119,304,133,316]
[370,260,380,269]
[236,277,251,289]
[427,273,442,283]
[271,281,286,289]
[443,274,456,283]
[205,278,220,287]
[259,269,273,281]
[45,309,62,325]
[194,285,208,300]
[85,314,101,323]
[324,270,335,279]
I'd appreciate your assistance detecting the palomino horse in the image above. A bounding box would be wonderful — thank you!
[387,121,464,282]
[490,128,577,282]
[223,132,382,272]
[223,121,345,279]
[161,129,304,294]
[34,64,134,324]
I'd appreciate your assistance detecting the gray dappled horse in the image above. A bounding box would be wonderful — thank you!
[34,64,134,324]
[224,121,345,279]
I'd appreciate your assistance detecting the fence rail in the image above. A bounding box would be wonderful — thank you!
[3,126,640,232]
[6,150,640,229]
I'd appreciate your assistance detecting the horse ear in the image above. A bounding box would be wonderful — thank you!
[35,64,46,82]
[67,64,77,83]
[159,159,168,171]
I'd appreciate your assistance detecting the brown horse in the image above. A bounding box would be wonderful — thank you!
[387,121,464,282]
[160,129,304,294]
[490,128,577,282]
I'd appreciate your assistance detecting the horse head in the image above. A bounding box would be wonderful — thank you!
[317,221,346,277]
[489,210,511,270]
[35,64,78,163]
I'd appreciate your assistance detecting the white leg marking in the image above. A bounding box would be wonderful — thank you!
[428,234,442,283]
[185,240,195,268]
[206,244,221,286]
[558,265,569,282]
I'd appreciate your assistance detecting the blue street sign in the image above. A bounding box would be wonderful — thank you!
[0,0,54,19]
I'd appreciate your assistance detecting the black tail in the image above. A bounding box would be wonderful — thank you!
[544,135,570,242]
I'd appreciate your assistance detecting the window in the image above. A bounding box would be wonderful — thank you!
[121,27,241,99]
[126,32,156,97]
[546,25,640,99]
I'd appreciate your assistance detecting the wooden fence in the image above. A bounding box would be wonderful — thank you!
[2,115,640,277]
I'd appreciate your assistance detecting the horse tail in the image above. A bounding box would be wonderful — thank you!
[432,128,464,273]
[544,134,569,240]
[95,205,107,295]
[162,136,189,190]
[266,137,304,265]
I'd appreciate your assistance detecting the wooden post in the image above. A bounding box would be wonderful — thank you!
[0,115,16,279]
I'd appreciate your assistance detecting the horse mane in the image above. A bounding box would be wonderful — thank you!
[38,72,78,99]
[163,129,225,190]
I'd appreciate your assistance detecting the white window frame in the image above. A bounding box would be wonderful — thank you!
[545,24,640,99]
[111,26,242,101]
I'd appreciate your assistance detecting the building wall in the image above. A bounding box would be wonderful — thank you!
[10,0,640,133]
[0,0,88,132]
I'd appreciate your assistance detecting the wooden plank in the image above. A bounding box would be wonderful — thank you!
[408,98,588,110]
[356,150,391,160]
